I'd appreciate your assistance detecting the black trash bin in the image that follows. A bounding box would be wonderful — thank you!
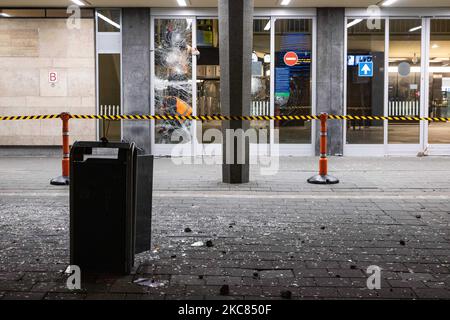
[70,141,138,274]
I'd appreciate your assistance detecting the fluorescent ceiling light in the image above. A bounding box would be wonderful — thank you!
[381,0,398,6]
[280,0,291,6]
[71,0,87,6]
[97,13,121,30]
[177,0,189,6]
[264,20,271,31]
[409,26,422,32]
[347,19,363,29]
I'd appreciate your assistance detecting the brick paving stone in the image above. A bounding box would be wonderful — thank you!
[413,288,450,299]
[388,279,428,288]
[228,285,264,296]
[337,288,380,299]
[30,281,59,293]
[2,157,450,300]
[185,285,222,296]
[373,288,417,299]
[327,269,366,278]
[109,279,148,294]
[278,278,316,287]
[294,269,330,278]
[299,287,339,298]
[0,272,23,281]
[2,292,45,300]
[44,293,86,300]
[0,280,35,292]
[259,270,294,279]
[171,275,206,286]
[205,276,242,286]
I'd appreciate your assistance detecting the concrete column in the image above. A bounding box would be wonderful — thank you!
[316,8,345,156]
[122,8,151,154]
[219,0,253,184]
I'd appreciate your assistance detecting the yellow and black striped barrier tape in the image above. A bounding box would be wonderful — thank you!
[0,114,60,121]
[1,114,450,122]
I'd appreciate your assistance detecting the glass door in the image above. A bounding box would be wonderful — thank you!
[151,15,315,157]
[426,18,450,154]
[273,17,315,155]
[387,18,423,150]
[151,17,196,156]
[195,17,222,156]
[345,18,386,148]
[251,18,272,155]
[345,15,450,156]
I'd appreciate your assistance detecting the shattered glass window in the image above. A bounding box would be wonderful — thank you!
[154,19,193,144]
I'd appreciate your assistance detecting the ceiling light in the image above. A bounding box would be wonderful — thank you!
[0,12,11,17]
[97,12,121,30]
[409,26,422,32]
[280,0,291,6]
[347,19,363,29]
[264,20,271,31]
[432,44,439,49]
[71,0,87,6]
[381,0,398,6]
[177,0,189,6]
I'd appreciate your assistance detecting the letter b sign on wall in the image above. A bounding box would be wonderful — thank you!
[49,71,58,84]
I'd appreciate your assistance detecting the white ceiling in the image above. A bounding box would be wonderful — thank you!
[0,0,450,8]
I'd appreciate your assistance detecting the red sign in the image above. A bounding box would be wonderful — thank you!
[49,71,58,83]
[283,51,298,67]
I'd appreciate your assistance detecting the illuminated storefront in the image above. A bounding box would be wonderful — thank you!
[345,9,450,156]
[1,5,449,157]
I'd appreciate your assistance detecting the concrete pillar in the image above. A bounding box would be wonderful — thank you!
[219,0,253,184]
[316,8,345,156]
[122,8,151,154]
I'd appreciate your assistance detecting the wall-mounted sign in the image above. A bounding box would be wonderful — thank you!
[283,51,298,67]
[358,62,373,77]
[275,67,290,97]
[49,71,58,83]
[348,55,373,66]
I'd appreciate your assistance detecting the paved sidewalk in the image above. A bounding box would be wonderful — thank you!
[1,156,450,300]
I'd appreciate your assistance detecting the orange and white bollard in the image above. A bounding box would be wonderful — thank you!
[307,113,339,185]
[50,112,71,186]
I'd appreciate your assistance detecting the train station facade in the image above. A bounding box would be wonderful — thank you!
[0,1,450,157]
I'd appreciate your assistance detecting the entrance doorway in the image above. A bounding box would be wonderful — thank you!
[344,15,450,156]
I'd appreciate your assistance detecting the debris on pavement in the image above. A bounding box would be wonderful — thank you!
[133,278,168,288]
[281,290,292,299]
[220,285,229,296]
[191,241,204,247]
